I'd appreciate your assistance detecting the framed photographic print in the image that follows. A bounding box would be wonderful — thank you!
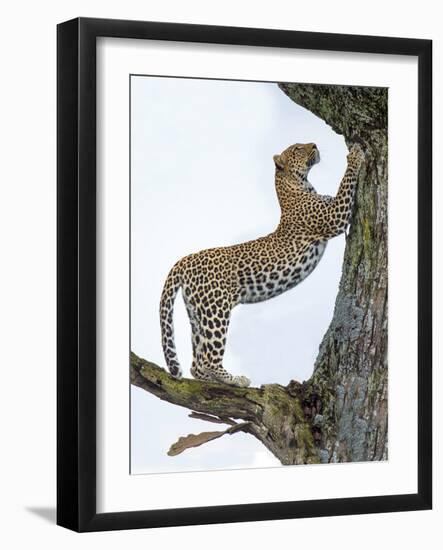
[57,17,432,531]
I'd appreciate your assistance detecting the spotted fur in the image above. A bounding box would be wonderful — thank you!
[160,142,365,387]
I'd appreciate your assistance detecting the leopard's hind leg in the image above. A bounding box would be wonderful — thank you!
[196,297,250,387]
[183,283,250,387]
[182,288,212,381]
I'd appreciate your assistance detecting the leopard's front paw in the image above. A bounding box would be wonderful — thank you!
[348,143,365,166]
[231,375,251,388]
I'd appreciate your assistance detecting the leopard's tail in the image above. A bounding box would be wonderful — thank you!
[159,262,183,378]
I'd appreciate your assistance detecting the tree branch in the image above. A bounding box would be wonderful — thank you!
[131,351,318,465]
[131,351,262,421]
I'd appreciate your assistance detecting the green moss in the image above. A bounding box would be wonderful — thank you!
[362,217,372,256]
[259,384,320,464]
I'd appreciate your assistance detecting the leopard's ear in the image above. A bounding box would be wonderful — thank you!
[273,154,285,170]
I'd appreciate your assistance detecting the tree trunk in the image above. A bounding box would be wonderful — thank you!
[131,83,388,465]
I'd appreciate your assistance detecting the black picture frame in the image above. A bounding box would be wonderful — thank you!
[57,17,432,532]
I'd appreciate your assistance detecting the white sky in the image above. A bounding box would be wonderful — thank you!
[130,76,348,474]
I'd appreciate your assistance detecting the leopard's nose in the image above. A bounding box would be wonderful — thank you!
[308,143,317,150]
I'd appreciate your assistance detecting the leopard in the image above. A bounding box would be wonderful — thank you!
[159,142,365,387]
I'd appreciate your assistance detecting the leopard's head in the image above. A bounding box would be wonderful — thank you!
[273,143,320,183]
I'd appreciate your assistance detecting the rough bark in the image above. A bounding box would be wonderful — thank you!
[131,83,388,465]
